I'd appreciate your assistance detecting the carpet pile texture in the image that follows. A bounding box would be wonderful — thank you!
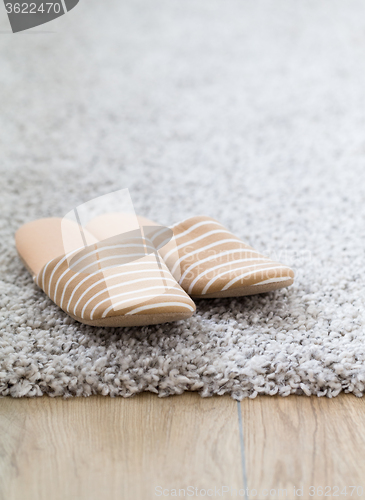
[1,0,365,399]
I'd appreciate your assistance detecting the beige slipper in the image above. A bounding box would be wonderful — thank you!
[168,215,294,298]
[87,214,294,299]
[15,218,195,327]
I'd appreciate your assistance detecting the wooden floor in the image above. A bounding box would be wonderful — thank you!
[0,394,364,500]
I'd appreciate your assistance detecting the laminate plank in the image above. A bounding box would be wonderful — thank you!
[241,395,365,500]
[0,393,242,500]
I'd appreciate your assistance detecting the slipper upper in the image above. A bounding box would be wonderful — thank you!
[160,215,294,297]
[34,250,195,321]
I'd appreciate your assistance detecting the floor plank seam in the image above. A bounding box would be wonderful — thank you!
[237,401,249,497]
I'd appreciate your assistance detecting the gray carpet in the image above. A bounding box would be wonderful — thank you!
[1,0,365,398]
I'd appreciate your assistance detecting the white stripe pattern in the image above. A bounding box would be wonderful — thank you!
[222,266,290,291]
[187,257,268,294]
[201,261,278,295]
[126,301,195,316]
[171,220,223,241]
[252,277,292,286]
[179,249,263,284]
[70,265,171,315]
[167,215,294,297]
[171,239,245,275]
[35,248,195,322]
[163,229,233,261]
[70,242,155,268]
[80,276,177,319]
[102,291,190,318]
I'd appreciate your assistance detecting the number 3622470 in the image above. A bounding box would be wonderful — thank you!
[5,3,62,14]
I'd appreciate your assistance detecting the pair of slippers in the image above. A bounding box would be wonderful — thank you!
[16,214,294,327]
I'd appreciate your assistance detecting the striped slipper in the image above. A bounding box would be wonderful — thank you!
[15,218,195,327]
[165,216,294,298]
[87,214,295,299]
